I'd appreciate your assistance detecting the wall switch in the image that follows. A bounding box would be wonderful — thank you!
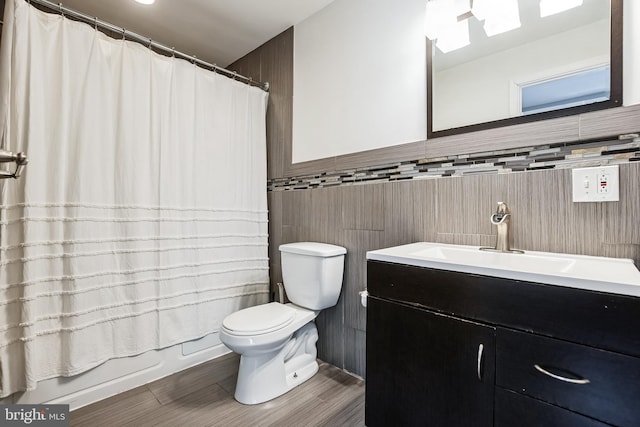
[572,165,619,202]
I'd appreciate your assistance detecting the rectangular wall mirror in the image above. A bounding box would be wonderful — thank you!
[427,0,622,138]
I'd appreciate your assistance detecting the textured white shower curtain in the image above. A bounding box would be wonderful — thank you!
[0,0,269,397]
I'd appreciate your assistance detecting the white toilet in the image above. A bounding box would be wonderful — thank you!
[219,242,346,405]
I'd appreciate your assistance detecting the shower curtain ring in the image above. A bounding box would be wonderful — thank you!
[58,3,64,17]
[122,29,126,40]
[148,38,153,49]
[212,64,217,74]
[233,72,237,80]
[171,47,175,58]
[192,55,197,64]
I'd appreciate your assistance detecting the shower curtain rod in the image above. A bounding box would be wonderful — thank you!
[26,0,270,91]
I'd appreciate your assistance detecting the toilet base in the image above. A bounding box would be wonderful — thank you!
[234,322,319,405]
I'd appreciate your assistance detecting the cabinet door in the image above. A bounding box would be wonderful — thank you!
[365,297,495,427]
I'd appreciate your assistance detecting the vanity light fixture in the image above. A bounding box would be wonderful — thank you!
[425,0,520,53]
[436,20,470,53]
[480,0,521,37]
[425,0,458,41]
[425,0,471,52]
[134,0,156,5]
[539,0,583,18]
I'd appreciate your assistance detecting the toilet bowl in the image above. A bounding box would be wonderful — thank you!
[220,302,319,404]
[219,242,346,405]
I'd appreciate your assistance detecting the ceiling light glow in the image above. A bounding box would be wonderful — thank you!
[134,0,156,5]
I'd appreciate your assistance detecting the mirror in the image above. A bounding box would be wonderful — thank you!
[427,0,622,138]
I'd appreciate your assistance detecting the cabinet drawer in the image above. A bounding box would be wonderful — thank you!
[497,328,640,427]
[495,388,610,427]
[367,260,640,358]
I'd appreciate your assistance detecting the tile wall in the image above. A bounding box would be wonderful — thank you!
[268,162,640,378]
[229,28,640,379]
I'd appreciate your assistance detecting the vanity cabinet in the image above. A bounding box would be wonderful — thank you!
[366,296,495,427]
[365,260,640,427]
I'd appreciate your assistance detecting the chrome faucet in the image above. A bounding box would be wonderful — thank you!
[480,202,524,254]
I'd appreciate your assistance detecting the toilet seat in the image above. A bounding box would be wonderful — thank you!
[222,302,296,336]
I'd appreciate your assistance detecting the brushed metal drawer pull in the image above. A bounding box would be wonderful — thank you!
[534,364,591,385]
[477,344,484,381]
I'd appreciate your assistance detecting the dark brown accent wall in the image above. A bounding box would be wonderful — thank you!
[1,0,5,42]
[229,27,293,181]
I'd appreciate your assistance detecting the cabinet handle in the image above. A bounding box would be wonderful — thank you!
[477,344,484,381]
[533,364,591,385]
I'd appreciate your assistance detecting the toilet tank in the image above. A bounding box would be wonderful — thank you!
[279,242,346,310]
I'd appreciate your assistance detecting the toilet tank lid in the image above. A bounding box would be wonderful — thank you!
[279,242,346,257]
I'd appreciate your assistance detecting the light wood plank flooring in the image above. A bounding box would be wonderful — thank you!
[71,353,365,427]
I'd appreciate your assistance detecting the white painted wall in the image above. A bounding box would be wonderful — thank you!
[292,0,427,163]
[292,0,640,162]
[624,0,640,106]
[433,19,609,131]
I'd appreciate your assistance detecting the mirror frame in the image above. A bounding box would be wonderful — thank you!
[427,0,623,139]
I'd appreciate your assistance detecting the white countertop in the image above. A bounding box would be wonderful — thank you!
[366,242,640,297]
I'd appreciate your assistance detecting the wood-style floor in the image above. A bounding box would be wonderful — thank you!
[71,353,365,427]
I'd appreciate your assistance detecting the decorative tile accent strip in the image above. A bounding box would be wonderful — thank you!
[268,135,640,192]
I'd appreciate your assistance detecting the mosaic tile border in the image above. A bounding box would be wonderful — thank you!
[268,134,640,192]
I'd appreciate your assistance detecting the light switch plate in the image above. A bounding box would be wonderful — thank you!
[572,165,620,202]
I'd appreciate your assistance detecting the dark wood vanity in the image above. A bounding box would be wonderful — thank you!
[365,260,640,427]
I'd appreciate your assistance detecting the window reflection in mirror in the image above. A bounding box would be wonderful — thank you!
[427,0,622,138]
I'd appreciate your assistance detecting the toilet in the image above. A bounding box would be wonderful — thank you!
[219,242,346,405]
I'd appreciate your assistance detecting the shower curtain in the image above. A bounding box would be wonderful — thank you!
[0,0,269,397]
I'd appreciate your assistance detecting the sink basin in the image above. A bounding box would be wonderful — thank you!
[366,242,640,297]
[410,245,577,276]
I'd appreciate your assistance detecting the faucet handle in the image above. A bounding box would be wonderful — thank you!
[495,202,510,214]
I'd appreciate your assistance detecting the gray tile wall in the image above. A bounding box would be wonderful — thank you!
[229,28,293,180]
[269,163,640,378]
[227,21,640,381]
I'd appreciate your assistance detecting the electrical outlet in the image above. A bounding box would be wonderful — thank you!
[572,165,619,202]
[598,173,609,194]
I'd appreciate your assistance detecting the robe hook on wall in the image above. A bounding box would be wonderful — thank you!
[0,150,28,179]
